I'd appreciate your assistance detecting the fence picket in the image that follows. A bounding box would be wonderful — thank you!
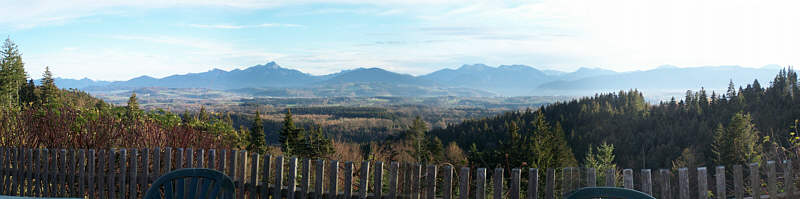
[697,167,708,199]
[38,149,47,197]
[250,154,259,199]
[716,166,725,199]
[586,168,596,187]
[361,161,371,199]
[237,151,246,199]
[476,168,486,199]
[641,169,652,195]
[27,149,34,197]
[316,159,325,199]
[511,168,521,199]
[301,158,311,199]
[261,154,271,199]
[329,160,338,199]
[109,150,116,199]
[679,168,688,199]
[130,149,138,199]
[459,167,470,199]
[274,156,284,199]
[623,169,633,189]
[288,157,298,199]
[784,160,793,199]
[528,168,538,199]
[344,162,353,199]
[767,161,776,199]
[98,150,107,198]
[750,163,760,199]
[389,162,400,199]
[87,150,95,199]
[375,161,384,199]
[546,168,554,199]
[493,168,502,199]
[660,169,672,199]
[734,165,743,199]
[427,165,438,199]
[562,168,569,196]
[118,149,127,199]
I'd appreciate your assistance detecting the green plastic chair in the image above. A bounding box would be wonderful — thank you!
[144,168,235,199]
[565,187,655,199]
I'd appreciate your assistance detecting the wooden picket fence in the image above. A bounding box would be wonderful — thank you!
[0,147,798,199]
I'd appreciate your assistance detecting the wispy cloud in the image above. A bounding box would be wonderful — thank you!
[186,23,304,29]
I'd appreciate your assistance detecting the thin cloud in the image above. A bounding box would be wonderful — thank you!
[186,23,304,29]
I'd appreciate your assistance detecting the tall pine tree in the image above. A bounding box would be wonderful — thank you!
[0,38,27,108]
[246,111,267,154]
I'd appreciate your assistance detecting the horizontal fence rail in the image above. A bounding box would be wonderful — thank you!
[0,147,798,199]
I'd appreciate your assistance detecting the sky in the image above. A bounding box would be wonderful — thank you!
[1,0,799,81]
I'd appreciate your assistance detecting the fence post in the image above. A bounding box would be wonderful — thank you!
[389,162,399,199]
[494,168,503,199]
[511,168,521,199]
[660,169,672,199]
[784,160,793,199]
[459,167,470,199]
[734,165,743,199]
[623,169,633,189]
[375,161,384,199]
[750,163,760,199]
[261,154,271,199]
[361,161,370,199]
[546,168,555,199]
[118,149,127,199]
[143,148,150,197]
[441,165,453,199]
[427,165,438,199]
[413,164,422,199]
[476,168,486,199]
[344,162,353,199]
[528,168,538,199]
[586,168,596,187]
[641,169,653,195]
[130,149,138,199]
[316,159,325,199]
[301,158,311,199]
[562,167,570,196]
[328,160,339,199]
[716,166,726,199]
[697,167,707,199]
[237,151,246,199]
[288,157,298,199]
[87,149,95,199]
[109,150,117,199]
[274,156,284,199]
[249,153,259,199]
[767,161,777,199]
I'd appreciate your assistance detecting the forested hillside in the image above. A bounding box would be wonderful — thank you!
[433,68,800,169]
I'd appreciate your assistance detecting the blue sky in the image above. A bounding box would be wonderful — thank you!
[1,0,798,81]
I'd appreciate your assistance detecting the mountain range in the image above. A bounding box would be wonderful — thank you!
[52,61,783,98]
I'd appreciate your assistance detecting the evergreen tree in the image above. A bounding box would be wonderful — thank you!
[280,109,304,156]
[246,111,267,154]
[407,116,429,162]
[125,92,140,120]
[0,38,27,108]
[712,112,762,166]
[40,66,59,106]
[584,142,617,185]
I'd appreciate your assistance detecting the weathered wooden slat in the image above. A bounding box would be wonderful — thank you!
[476,168,486,199]
[288,157,298,199]
[605,168,615,187]
[57,149,66,196]
[427,165,438,199]
[108,150,116,199]
[716,166,726,199]
[750,163,760,199]
[679,168,689,199]
[0,148,6,195]
[44,149,52,197]
[767,161,777,199]
[403,163,411,198]
[389,162,400,199]
[458,167,470,199]
[142,148,150,194]
[98,150,107,198]
[511,168,521,199]
[261,154,271,199]
[316,159,325,199]
[374,161,384,199]
[623,169,633,189]
[249,154,259,199]
[237,150,246,199]
[153,147,161,180]
[586,168,596,187]
[38,149,47,197]
[27,149,34,197]
[301,158,311,199]
[361,161,370,199]
[641,169,652,195]
[784,160,793,199]
[660,169,672,199]
[528,168,538,199]
[414,164,422,199]
[734,165,744,199]
[87,149,95,199]
[344,162,354,199]
[697,167,708,199]
[561,168,569,196]
[118,149,127,199]
[11,148,18,196]
[546,168,554,199]
[274,156,284,199]
[130,149,138,199]
[328,160,338,199]
[493,168,503,199]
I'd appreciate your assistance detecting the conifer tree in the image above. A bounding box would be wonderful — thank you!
[40,66,59,106]
[280,109,303,156]
[712,112,762,166]
[0,38,27,108]
[246,111,267,154]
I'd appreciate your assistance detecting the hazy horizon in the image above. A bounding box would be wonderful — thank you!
[2,0,798,81]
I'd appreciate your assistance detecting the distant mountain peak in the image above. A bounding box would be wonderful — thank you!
[459,64,491,71]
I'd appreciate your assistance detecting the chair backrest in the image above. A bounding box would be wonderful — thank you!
[144,168,235,199]
[565,187,656,199]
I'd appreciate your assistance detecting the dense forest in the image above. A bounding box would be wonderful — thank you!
[433,68,800,170]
